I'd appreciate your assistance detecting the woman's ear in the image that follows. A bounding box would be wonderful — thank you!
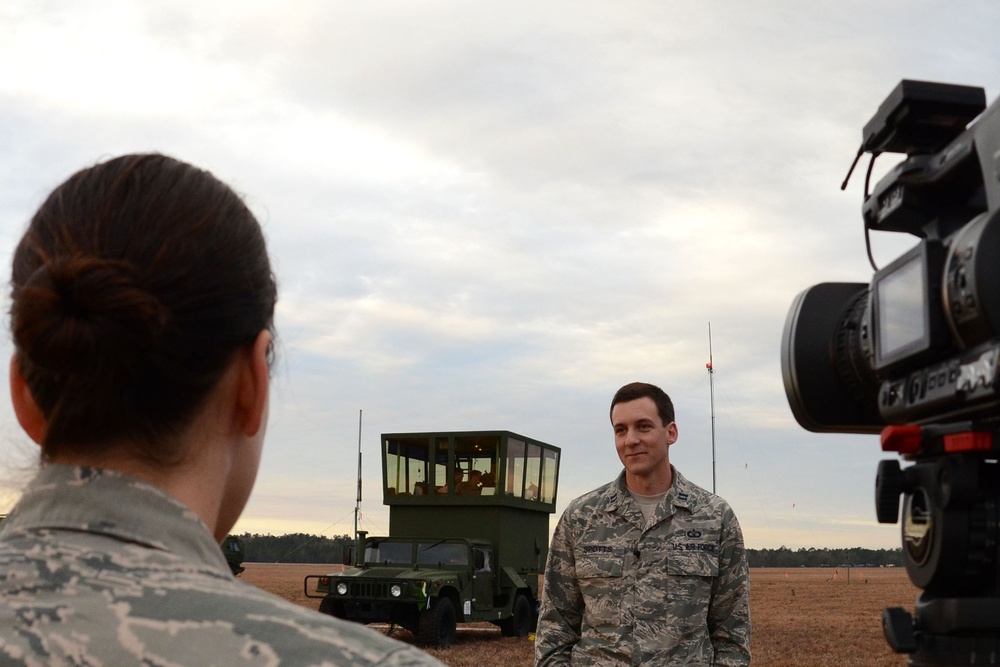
[237,330,271,438]
[9,355,46,445]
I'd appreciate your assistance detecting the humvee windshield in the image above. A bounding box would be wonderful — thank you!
[417,541,468,566]
[364,539,469,566]
[365,540,412,564]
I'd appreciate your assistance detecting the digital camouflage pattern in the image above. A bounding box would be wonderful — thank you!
[535,468,751,666]
[0,465,445,667]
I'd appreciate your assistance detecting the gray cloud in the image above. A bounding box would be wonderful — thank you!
[1,1,999,549]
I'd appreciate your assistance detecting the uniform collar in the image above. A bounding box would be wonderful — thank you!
[1,464,231,574]
[602,466,699,514]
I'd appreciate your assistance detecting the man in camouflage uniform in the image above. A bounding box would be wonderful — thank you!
[0,465,445,667]
[535,382,751,666]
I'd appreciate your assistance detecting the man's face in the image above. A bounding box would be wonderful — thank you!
[612,397,677,480]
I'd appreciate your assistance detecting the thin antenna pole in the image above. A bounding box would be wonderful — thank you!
[354,410,363,539]
[708,323,716,494]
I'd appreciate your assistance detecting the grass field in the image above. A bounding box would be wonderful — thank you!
[242,563,918,666]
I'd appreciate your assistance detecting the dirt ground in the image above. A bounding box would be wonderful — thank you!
[749,567,916,667]
[243,563,918,666]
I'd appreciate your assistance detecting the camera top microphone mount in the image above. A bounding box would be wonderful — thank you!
[842,81,985,200]
[862,80,986,157]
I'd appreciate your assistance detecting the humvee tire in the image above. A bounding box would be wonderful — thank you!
[500,593,533,637]
[418,597,457,647]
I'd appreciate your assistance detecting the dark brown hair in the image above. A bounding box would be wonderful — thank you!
[610,381,675,425]
[10,154,277,460]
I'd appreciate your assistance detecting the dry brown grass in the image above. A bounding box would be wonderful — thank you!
[750,567,916,667]
[243,563,919,666]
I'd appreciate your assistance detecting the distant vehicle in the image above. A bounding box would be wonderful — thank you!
[223,535,245,576]
[304,430,561,647]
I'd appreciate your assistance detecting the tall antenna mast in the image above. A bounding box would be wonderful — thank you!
[353,409,363,539]
[707,323,716,494]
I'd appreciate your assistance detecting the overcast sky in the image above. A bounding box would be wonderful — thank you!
[2,1,999,551]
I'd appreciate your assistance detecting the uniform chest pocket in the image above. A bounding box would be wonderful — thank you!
[576,555,623,627]
[666,551,718,618]
[666,550,718,577]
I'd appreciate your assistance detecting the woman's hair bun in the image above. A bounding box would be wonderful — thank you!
[12,255,169,380]
[10,153,275,455]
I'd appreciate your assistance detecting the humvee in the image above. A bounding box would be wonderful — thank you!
[222,535,245,576]
[305,430,560,646]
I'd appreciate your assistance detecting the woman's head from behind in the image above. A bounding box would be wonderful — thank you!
[9,154,277,465]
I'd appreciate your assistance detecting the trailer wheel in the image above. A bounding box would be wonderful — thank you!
[500,593,533,637]
[418,597,457,647]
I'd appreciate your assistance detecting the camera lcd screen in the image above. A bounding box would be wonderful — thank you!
[874,250,927,369]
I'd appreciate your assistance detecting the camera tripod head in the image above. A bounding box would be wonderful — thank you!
[877,423,1000,665]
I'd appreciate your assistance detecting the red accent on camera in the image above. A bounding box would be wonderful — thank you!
[943,432,993,453]
[881,425,922,454]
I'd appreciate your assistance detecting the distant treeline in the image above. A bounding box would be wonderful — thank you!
[236,533,904,568]
[747,546,903,568]
[235,533,353,563]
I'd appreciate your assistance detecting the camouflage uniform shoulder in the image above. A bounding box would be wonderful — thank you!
[0,465,448,667]
[671,467,737,517]
[215,580,446,666]
[561,476,622,516]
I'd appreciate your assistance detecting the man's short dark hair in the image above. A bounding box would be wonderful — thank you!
[610,382,675,426]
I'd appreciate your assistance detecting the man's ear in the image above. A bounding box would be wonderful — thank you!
[665,421,678,446]
[236,330,271,438]
[9,355,46,445]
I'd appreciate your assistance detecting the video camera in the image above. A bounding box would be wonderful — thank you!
[781,80,1000,666]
